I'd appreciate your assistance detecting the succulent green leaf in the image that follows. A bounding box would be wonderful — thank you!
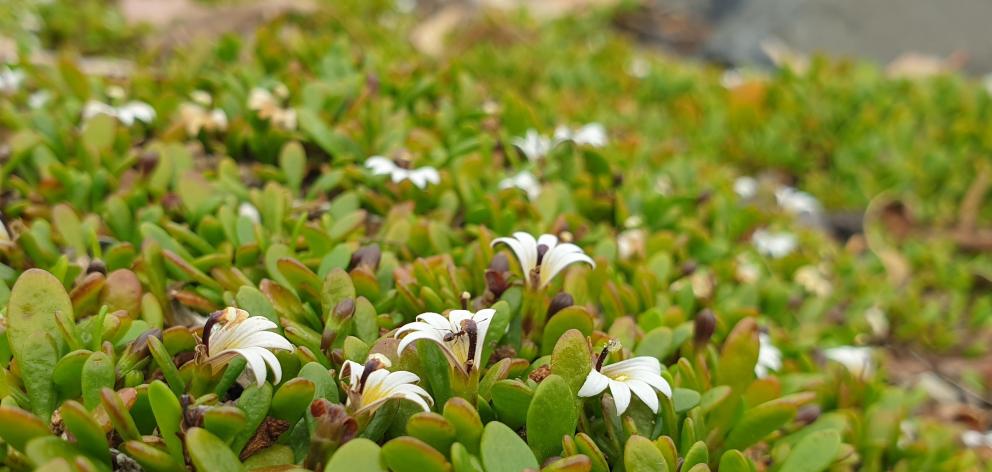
[480,422,539,472]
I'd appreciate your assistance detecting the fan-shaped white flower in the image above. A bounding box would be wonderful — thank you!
[82,100,156,126]
[248,87,297,130]
[499,171,541,200]
[201,307,294,386]
[755,332,782,378]
[554,123,607,147]
[396,309,495,375]
[365,156,440,189]
[823,346,874,378]
[512,130,554,161]
[578,340,672,415]
[492,232,594,289]
[0,66,25,94]
[752,229,797,259]
[341,355,433,415]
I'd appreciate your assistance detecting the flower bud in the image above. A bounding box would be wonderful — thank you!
[693,309,716,348]
[547,292,574,317]
[348,244,381,271]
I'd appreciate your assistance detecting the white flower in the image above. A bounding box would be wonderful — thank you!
[396,309,495,375]
[823,346,874,378]
[499,171,541,200]
[492,232,595,289]
[178,97,228,135]
[0,66,25,94]
[735,254,761,284]
[626,57,650,78]
[577,340,672,415]
[201,307,294,386]
[865,306,889,337]
[238,202,261,224]
[733,176,758,199]
[82,100,156,126]
[755,332,782,378]
[28,91,50,109]
[794,265,832,297]
[248,87,297,130]
[751,229,797,258]
[617,228,646,261]
[365,156,440,189]
[962,430,992,449]
[341,356,433,415]
[512,129,554,161]
[775,186,822,218]
[554,123,607,147]
[721,69,746,89]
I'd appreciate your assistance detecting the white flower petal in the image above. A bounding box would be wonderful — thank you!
[231,348,269,387]
[609,380,632,415]
[625,379,659,413]
[396,330,445,356]
[578,370,610,397]
[416,313,455,331]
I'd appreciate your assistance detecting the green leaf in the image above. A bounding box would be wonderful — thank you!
[672,388,701,414]
[624,435,669,472]
[321,268,356,318]
[0,406,52,451]
[526,375,577,461]
[59,400,109,464]
[682,441,709,470]
[407,412,457,455]
[717,450,755,472]
[550,329,592,395]
[324,438,387,472]
[272,378,316,424]
[778,430,841,472]
[123,440,186,472]
[81,352,115,410]
[204,406,248,443]
[442,397,483,455]
[480,422,539,472]
[490,380,533,430]
[231,382,273,453]
[540,307,594,356]
[186,427,247,472]
[6,269,72,421]
[715,318,758,393]
[723,397,797,451]
[381,436,451,472]
[279,141,307,194]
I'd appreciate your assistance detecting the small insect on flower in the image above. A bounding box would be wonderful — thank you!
[755,332,783,378]
[199,307,294,387]
[578,339,672,415]
[365,156,440,189]
[396,309,495,376]
[341,354,433,415]
[492,232,595,289]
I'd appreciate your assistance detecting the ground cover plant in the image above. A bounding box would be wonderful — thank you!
[2,0,992,470]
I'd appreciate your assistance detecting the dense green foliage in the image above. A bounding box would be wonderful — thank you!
[1,1,990,471]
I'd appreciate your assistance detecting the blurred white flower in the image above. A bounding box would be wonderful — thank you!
[248,87,297,130]
[365,156,440,189]
[752,229,797,258]
[775,186,823,218]
[823,346,874,378]
[492,232,595,289]
[721,69,745,89]
[0,66,25,94]
[733,176,758,199]
[755,332,782,378]
[865,306,889,337]
[962,429,992,449]
[179,99,228,135]
[512,129,553,161]
[201,307,294,386]
[554,123,607,147]
[735,254,761,284]
[396,309,495,375]
[238,202,261,224]
[83,100,156,126]
[794,265,832,297]
[617,228,646,261]
[654,175,673,196]
[341,356,433,415]
[578,340,672,415]
[499,171,541,200]
[626,57,650,78]
[28,91,50,109]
